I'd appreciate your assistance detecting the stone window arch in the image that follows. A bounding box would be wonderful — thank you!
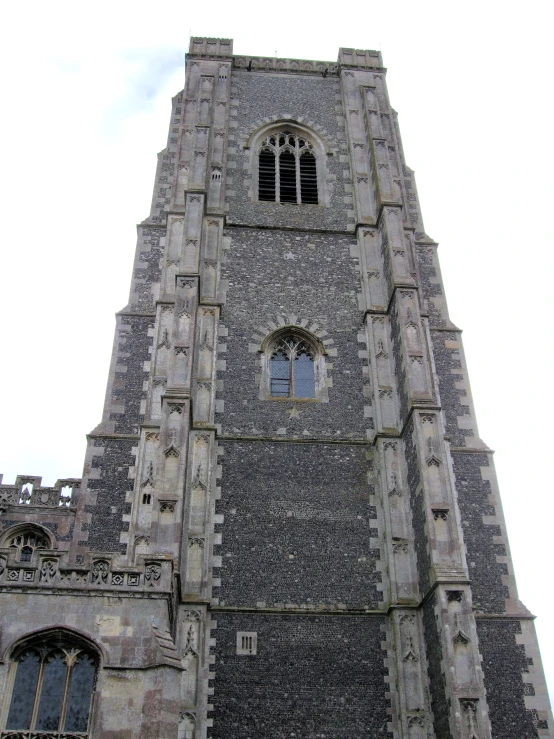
[1,524,53,562]
[3,629,99,735]
[247,121,330,206]
[261,327,328,401]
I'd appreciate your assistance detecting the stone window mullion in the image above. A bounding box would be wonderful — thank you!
[275,144,281,203]
[295,138,301,204]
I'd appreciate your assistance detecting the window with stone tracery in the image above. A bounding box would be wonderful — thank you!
[3,632,98,737]
[6,529,50,563]
[269,336,316,398]
[258,131,318,204]
[261,328,328,402]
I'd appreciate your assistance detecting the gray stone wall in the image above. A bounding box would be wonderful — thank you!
[477,619,541,738]
[452,452,508,613]
[209,613,390,739]
[215,440,381,609]
[84,437,135,554]
[218,227,366,439]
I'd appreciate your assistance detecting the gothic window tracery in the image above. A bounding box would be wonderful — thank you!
[258,131,318,204]
[269,336,316,398]
[262,328,327,401]
[4,632,98,736]
[5,528,51,563]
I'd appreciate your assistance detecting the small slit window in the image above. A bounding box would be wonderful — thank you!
[236,631,257,655]
[258,130,318,204]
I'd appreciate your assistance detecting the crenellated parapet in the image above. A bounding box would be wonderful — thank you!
[0,475,80,511]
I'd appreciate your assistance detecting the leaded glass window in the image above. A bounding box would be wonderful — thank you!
[5,635,98,736]
[269,336,316,398]
[258,131,318,204]
[8,530,49,562]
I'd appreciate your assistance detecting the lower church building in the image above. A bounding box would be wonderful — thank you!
[0,37,552,739]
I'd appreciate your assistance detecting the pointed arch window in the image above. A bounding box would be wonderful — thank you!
[258,131,318,204]
[261,328,329,402]
[3,527,51,563]
[4,632,98,736]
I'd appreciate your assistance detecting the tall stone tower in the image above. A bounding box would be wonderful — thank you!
[0,37,551,739]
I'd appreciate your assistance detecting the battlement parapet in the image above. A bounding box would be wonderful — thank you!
[0,549,172,593]
[186,37,383,71]
[0,475,81,510]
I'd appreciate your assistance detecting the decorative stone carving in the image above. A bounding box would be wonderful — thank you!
[179,711,196,739]
[460,699,480,739]
[40,559,58,583]
[447,590,463,602]
[160,500,176,513]
[144,563,162,586]
[92,560,109,585]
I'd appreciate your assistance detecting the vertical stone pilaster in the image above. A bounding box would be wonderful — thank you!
[182,193,204,274]
[378,438,418,604]
[391,610,433,738]
[208,63,231,212]
[200,218,223,304]
[341,69,377,224]
[181,430,216,597]
[395,289,435,406]
[411,411,467,581]
[358,226,387,312]
[365,314,400,434]
[406,410,492,736]
[192,306,219,428]
[379,206,416,297]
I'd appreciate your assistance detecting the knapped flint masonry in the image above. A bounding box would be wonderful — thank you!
[0,37,552,738]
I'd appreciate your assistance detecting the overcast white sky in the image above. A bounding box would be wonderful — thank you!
[1,0,552,705]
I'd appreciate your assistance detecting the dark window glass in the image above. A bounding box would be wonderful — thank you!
[20,545,33,562]
[258,149,276,201]
[35,651,68,730]
[65,653,97,732]
[6,650,40,730]
[258,132,318,205]
[294,351,316,397]
[279,151,297,203]
[300,151,318,204]
[6,639,97,734]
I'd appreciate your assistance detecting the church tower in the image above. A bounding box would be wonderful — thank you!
[0,37,552,739]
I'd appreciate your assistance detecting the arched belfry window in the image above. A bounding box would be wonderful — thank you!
[261,328,328,402]
[258,131,319,204]
[4,631,98,735]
